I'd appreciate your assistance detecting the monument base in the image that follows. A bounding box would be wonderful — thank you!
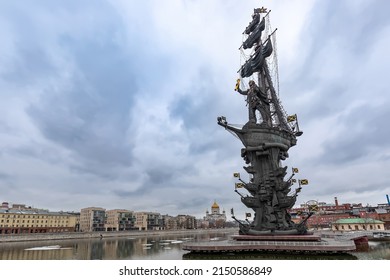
[182,234,356,254]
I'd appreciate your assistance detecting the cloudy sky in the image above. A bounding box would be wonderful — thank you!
[1,0,389,219]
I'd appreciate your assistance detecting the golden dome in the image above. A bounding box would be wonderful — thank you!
[211,201,219,209]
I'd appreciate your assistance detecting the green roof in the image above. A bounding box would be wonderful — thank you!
[333,218,384,224]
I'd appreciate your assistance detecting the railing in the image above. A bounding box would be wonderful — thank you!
[229,240,354,247]
[334,232,373,241]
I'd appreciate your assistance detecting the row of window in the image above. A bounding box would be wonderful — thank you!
[1,214,70,219]
[0,228,71,233]
[1,220,68,224]
[0,224,71,228]
[337,224,382,230]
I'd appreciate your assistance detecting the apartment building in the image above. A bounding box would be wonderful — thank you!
[135,212,164,231]
[105,209,136,231]
[79,207,106,232]
[164,214,196,230]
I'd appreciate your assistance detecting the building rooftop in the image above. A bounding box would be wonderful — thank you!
[333,218,384,224]
[375,208,388,214]
[0,209,73,215]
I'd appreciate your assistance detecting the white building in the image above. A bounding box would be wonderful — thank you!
[203,201,226,228]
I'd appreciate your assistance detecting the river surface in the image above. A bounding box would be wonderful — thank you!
[0,231,389,260]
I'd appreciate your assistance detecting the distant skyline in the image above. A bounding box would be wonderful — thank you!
[2,196,388,218]
[1,0,390,219]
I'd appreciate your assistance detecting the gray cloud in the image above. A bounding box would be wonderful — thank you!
[0,172,13,183]
[320,102,390,164]
[1,0,389,216]
[283,0,390,119]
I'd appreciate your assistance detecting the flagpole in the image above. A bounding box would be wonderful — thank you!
[234,189,245,198]
[295,114,303,136]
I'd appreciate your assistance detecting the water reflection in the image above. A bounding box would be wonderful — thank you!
[351,241,390,260]
[0,231,228,260]
[0,232,389,260]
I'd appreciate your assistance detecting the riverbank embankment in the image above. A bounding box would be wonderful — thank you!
[0,228,238,243]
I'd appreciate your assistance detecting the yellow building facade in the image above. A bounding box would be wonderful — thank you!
[0,210,78,234]
[332,218,385,232]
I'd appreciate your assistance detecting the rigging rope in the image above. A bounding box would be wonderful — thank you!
[227,129,240,140]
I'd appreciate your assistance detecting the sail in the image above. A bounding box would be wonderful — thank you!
[244,13,260,34]
[261,38,273,57]
[240,39,273,78]
[240,59,254,78]
[242,17,265,49]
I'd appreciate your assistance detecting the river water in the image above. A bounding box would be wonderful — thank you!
[0,231,389,260]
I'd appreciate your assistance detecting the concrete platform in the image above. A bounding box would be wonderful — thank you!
[182,237,356,254]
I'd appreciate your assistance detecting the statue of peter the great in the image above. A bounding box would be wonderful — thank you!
[236,80,271,126]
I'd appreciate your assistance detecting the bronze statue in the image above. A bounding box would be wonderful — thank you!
[218,9,306,236]
[237,80,271,126]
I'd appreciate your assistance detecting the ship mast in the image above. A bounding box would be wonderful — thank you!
[255,6,270,109]
[238,7,296,132]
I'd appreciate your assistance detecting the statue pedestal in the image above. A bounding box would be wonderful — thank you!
[182,232,357,255]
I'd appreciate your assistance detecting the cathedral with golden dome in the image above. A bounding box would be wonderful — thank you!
[203,200,226,228]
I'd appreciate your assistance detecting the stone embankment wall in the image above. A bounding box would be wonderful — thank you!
[0,228,237,243]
